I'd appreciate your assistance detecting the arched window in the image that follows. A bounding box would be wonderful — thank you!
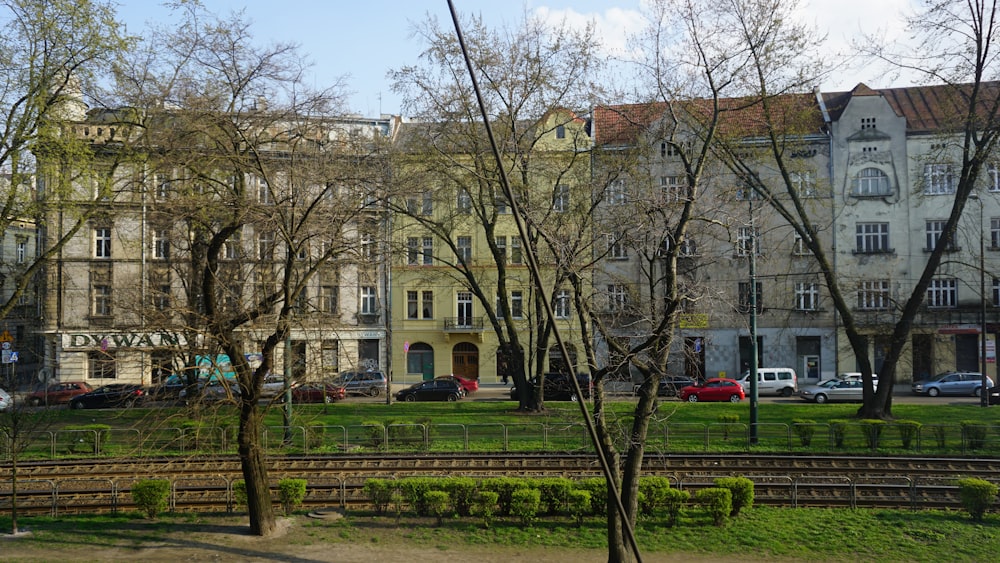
[854,168,891,196]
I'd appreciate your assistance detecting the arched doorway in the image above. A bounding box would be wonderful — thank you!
[406,342,435,380]
[452,342,479,380]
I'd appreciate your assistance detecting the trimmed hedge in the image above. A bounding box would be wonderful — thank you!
[957,477,999,521]
[131,479,170,518]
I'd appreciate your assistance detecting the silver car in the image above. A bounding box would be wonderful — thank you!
[0,387,10,411]
[799,378,872,403]
[911,372,994,397]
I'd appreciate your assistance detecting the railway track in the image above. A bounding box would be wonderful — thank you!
[2,453,998,515]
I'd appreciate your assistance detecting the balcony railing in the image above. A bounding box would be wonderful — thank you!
[443,317,485,332]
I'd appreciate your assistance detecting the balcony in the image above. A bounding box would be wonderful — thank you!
[356,311,382,325]
[443,316,485,334]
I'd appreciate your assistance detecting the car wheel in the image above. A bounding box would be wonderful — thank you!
[974,386,982,397]
[404,394,416,402]
[781,387,794,397]
[570,394,580,402]
[71,400,85,410]
[369,387,382,397]
[28,397,42,407]
[687,395,699,403]
[928,387,940,397]
[124,398,137,409]
[814,393,828,404]
[447,393,459,402]
[729,394,741,403]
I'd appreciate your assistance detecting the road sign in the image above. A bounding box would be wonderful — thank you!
[0,330,12,343]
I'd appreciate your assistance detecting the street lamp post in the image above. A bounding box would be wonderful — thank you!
[979,196,989,408]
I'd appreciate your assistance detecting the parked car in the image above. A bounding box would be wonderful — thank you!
[989,388,1000,406]
[69,384,146,409]
[799,379,869,403]
[179,379,241,404]
[679,378,745,403]
[435,374,479,395]
[288,382,346,404]
[911,371,995,397]
[0,387,10,411]
[332,370,388,397]
[260,374,287,398]
[634,375,697,397]
[735,368,798,397]
[395,378,464,402]
[838,372,879,383]
[510,372,592,402]
[26,381,93,406]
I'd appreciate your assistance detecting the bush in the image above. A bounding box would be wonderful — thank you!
[961,421,988,450]
[231,479,247,510]
[131,479,170,519]
[714,476,754,516]
[305,422,326,450]
[717,414,741,440]
[663,488,690,527]
[930,425,948,448]
[424,490,450,526]
[278,478,307,515]
[510,488,541,526]
[444,477,477,516]
[65,424,111,454]
[792,419,817,447]
[829,419,849,448]
[471,491,499,529]
[638,476,674,516]
[535,477,574,515]
[895,420,922,449]
[480,477,528,516]
[566,489,591,527]
[396,477,439,516]
[695,487,732,526]
[859,419,886,450]
[576,478,608,516]
[957,477,999,521]
[363,479,395,514]
[361,421,386,449]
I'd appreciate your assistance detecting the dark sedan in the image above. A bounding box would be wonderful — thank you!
[69,384,146,409]
[395,379,464,402]
[288,382,346,403]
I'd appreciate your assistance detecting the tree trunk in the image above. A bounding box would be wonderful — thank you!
[238,397,276,536]
[10,451,18,535]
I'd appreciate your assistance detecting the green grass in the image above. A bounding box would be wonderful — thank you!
[2,506,999,562]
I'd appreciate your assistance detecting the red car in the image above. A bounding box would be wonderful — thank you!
[289,382,346,404]
[679,378,745,403]
[435,374,479,394]
[27,381,94,406]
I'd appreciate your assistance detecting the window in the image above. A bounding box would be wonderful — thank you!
[495,236,507,263]
[457,291,473,325]
[553,289,570,319]
[407,290,419,319]
[856,223,890,253]
[993,218,1000,249]
[360,232,376,261]
[422,291,433,318]
[795,282,819,311]
[736,227,760,256]
[738,282,763,313]
[553,184,569,212]
[660,175,687,202]
[420,192,433,215]
[861,117,876,130]
[95,227,112,258]
[736,186,760,200]
[555,124,565,139]
[679,238,697,256]
[15,238,26,263]
[258,231,275,260]
[155,174,170,199]
[661,142,679,157]
[456,236,472,264]
[225,229,242,260]
[854,168,891,196]
[792,171,816,197]
[925,164,955,195]
[793,235,810,256]
[154,284,171,311]
[495,194,509,214]
[607,232,628,259]
[254,175,272,204]
[88,351,116,379]
[989,164,1000,192]
[407,237,420,265]
[993,277,1000,306]
[925,220,955,251]
[152,229,170,260]
[926,278,957,308]
[511,236,523,265]
[607,284,629,312]
[605,180,627,205]
[93,284,112,316]
[421,237,433,265]
[511,290,523,319]
[361,286,378,314]
[457,189,472,214]
[858,280,890,310]
[320,285,338,313]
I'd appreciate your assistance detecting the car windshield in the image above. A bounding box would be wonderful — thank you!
[817,379,841,388]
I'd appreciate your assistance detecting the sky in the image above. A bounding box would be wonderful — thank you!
[113,0,918,116]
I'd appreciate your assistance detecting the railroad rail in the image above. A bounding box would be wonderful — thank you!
[2,453,998,516]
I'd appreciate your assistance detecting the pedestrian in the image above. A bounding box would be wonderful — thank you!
[501,373,508,385]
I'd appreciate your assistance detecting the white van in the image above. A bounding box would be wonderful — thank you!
[736,368,798,397]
